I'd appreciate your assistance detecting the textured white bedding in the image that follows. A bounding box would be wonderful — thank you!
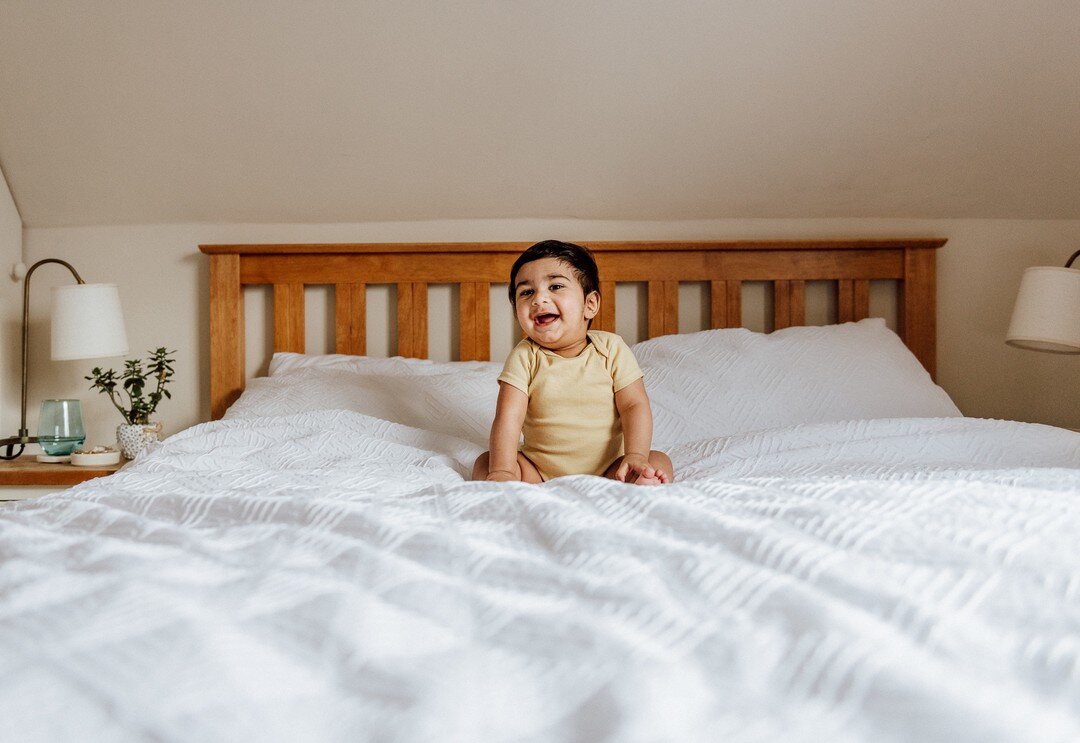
[1,413,1078,742]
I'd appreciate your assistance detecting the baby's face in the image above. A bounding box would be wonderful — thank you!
[513,257,599,356]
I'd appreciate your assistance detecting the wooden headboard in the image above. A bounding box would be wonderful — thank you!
[199,239,945,419]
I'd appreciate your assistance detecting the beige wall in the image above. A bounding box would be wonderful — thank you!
[16,218,1080,449]
[0,165,23,436]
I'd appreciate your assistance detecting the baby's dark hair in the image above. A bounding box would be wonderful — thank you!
[508,240,600,304]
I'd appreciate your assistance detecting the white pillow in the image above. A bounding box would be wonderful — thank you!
[251,319,959,449]
[633,318,961,448]
[225,365,499,446]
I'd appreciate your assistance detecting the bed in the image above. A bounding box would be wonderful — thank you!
[1,240,1078,743]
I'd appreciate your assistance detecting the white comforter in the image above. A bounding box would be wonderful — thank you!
[1,414,1078,743]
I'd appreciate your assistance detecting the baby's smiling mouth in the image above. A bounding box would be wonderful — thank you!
[533,312,560,327]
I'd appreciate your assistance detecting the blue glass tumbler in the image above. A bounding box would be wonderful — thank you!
[37,399,86,456]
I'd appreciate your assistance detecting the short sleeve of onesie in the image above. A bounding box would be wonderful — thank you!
[497,339,536,394]
[590,331,644,392]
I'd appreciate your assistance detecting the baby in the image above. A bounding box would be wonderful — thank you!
[472,240,673,485]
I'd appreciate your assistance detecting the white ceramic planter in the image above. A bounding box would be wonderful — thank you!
[116,421,163,459]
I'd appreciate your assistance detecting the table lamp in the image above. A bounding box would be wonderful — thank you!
[0,259,129,459]
[1005,249,1080,354]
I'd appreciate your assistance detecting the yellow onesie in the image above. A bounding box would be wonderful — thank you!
[497,330,644,480]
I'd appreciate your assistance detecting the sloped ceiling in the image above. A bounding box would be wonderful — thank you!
[1,1,1079,227]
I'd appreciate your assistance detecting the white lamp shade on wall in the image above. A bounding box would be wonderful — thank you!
[50,283,130,360]
[1005,266,1080,354]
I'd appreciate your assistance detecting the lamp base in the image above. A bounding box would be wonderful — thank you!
[0,433,39,460]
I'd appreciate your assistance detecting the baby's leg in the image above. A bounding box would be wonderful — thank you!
[471,451,544,483]
[603,450,675,485]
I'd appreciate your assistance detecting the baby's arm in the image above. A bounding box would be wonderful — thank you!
[487,382,529,481]
[613,379,669,483]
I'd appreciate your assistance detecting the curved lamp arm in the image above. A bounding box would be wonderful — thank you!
[0,259,85,459]
[1066,249,1079,268]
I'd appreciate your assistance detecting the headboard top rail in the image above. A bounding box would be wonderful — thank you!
[199,238,947,255]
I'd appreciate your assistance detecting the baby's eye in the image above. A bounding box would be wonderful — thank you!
[549,284,564,291]
[518,289,533,299]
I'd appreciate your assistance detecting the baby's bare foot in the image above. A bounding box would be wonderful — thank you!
[634,469,668,486]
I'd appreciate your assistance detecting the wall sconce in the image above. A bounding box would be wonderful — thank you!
[1,259,129,459]
[1006,249,1080,354]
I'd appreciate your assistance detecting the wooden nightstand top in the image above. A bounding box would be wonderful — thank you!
[0,458,124,486]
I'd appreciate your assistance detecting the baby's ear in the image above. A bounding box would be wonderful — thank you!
[584,291,600,319]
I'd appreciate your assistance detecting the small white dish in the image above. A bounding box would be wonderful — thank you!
[71,450,121,466]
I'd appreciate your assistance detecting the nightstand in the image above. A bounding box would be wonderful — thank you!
[0,458,123,500]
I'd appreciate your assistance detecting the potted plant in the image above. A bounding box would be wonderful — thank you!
[86,347,176,459]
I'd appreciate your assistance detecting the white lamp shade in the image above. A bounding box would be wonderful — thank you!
[1005,266,1080,354]
[50,283,130,360]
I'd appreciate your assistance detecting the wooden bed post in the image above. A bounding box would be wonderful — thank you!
[208,253,245,420]
[901,246,937,379]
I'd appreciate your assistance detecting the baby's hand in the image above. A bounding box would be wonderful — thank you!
[615,455,669,486]
[486,470,518,483]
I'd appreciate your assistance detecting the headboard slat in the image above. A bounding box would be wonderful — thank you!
[838,280,855,322]
[774,280,806,330]
[397,282,429,358]
[791,280,807,327]
[709,281,741,329]
[647,281,680,339]
[459,282,490,361]
[273,284,305,353]
[854,280,871,321]
[774,280,789,329]
[335,283,366,355]
[596,281,616,332]
[664,281,679,335]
